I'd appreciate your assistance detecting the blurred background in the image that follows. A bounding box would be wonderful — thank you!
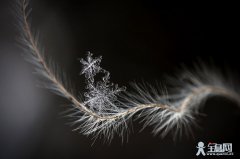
[0,0,239,158]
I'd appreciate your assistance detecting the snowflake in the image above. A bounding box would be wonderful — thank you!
[80,53,126,113]
[80,52,102,82]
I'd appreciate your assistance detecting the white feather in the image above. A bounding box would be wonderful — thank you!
[16,0,240,143]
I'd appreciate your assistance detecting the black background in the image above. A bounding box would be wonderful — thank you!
[0,0,240,159]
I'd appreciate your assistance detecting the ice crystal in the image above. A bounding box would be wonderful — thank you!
[80,52,126,113]
[80,52,102,82]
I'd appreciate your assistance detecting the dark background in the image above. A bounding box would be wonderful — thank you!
[0,0,240,159]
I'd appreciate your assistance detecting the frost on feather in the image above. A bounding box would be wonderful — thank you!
[80,52,126,113]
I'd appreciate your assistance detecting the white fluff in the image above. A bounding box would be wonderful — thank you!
[16,0,240,143]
